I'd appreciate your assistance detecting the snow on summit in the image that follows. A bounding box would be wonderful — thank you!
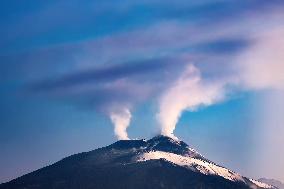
[132,135,275,189]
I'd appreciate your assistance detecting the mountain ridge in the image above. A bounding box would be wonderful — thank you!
[0,135,275,189]
[258,178,284,189]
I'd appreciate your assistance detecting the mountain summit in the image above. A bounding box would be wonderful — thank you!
[0,135,275,189]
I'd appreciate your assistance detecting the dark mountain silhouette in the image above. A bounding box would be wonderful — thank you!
[0,135,275,189]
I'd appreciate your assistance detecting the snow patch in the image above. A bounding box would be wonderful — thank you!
[249,179,274,189]
[137,151,244,182]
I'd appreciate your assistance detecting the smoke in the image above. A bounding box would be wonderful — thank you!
[157,27,284,138]
[236,27,284,90]
[157,64,226,138]
[110,108,132,140]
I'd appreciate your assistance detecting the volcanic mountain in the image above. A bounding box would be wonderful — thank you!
[0,135,275,189]
[258,178,284,189]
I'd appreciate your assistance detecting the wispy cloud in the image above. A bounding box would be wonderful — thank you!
[236,27,284,90]
[1,0,284,140]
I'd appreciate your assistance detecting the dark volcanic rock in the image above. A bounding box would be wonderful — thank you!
[0,135,271,189]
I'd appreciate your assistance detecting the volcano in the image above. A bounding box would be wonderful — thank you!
[0,135,275,189]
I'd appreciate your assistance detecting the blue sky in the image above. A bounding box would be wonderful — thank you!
[1,0,284,183]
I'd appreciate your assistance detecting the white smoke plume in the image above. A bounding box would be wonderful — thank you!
[236,27,284,90]
[110,108,132,140]
[157,27,284,139]
[157,64,226,138]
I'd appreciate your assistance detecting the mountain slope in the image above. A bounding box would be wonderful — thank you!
[258,178,284,189]
[0,135,275,189]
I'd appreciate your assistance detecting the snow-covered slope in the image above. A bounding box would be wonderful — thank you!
[137,151,245,182]
[258,178,284,189]
[249,179,274,189]
[0,135,275,189]
[133,135,274,189]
